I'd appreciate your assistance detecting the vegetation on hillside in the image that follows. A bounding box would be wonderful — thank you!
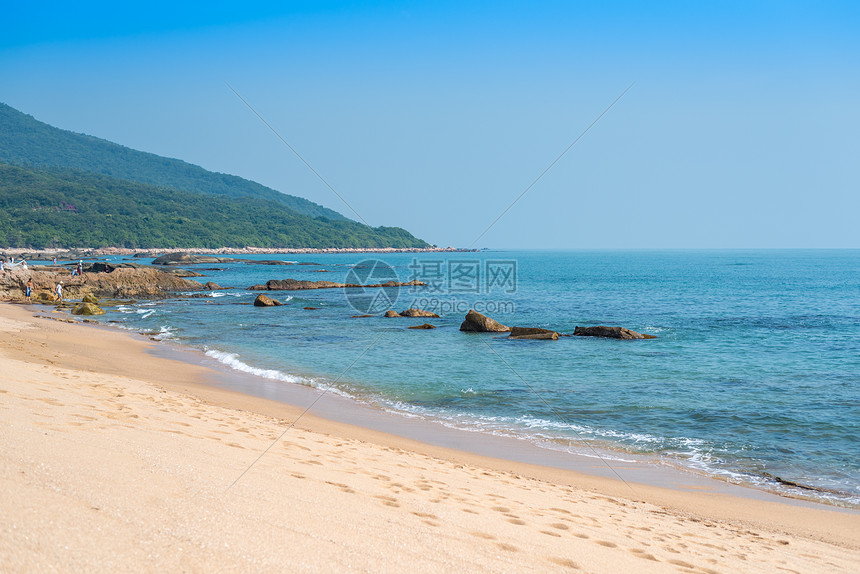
[0,102,347,220]
[0,163,429,249]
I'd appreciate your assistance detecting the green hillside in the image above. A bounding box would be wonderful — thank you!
[0,102,346,220]
[0,163,428,249]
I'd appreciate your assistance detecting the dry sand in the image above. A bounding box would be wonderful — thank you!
[0,303,857,573]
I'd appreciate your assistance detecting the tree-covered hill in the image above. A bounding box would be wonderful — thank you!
[0,102,346,220]
[0,163,428,249]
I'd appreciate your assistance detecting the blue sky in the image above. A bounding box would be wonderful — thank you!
[2,1,858,248]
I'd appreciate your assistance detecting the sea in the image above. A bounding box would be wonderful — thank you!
[53,249,860,507]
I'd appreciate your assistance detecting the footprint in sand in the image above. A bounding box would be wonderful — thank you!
[547,557,580,570]
[469,531,496,540]
[629,548,659,561]
[375,495,400,508]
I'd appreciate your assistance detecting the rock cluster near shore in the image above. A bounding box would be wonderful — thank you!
[459,310,655,341]
[0,267,204,301]
[71,302,105,316]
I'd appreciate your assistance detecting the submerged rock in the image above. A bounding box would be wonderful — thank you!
[573,326,655,340]
[253,294,283,307]
[459,310,511,333]
[509,327,559,340]
[71,302,105,316]
[408,323,437,329]
[203,281,223,290]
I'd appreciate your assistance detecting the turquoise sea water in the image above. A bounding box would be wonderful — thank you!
[78,250,859,506]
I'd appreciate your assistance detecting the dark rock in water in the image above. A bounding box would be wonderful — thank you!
[303,306,318,310]
[408,323,437,329]
[203,281,223,290]
[573,326,655,340]
[351,314,373,318]
[509,327,559,340]
[399,308,440,318]
[87,262,116,273]
[760,472,842,494]
[384,310,401,318]
[152,252,234,266]
[249,278,425,291]
[459,310,511,332]
[81,293,99,304]
[262,278,340,290]
[253,294,282,307]
[72,302,105,316]
[161,268,205,277]
[244,260,295,266]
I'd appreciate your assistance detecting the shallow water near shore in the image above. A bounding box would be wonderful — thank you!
[62,249,860,507]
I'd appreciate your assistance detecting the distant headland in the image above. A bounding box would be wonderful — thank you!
[0,103,432,250]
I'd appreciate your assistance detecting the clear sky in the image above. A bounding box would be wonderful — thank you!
[2,1,858,248]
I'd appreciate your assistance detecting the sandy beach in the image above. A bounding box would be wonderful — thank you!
[1,302,858,573]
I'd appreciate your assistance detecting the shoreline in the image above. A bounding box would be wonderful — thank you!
[160,339,856,513]
[2,301,858,571]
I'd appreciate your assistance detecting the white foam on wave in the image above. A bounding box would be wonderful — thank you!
[202,348,357,400]
[152,326,176,340]
[138,309,155,319]
[204,349,305,384]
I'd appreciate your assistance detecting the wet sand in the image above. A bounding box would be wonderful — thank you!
[1,303,857,572]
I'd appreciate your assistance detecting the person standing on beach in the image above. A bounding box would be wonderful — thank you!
[25,278,33,302]
[55,281,63,302]
[77,260,83,275]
